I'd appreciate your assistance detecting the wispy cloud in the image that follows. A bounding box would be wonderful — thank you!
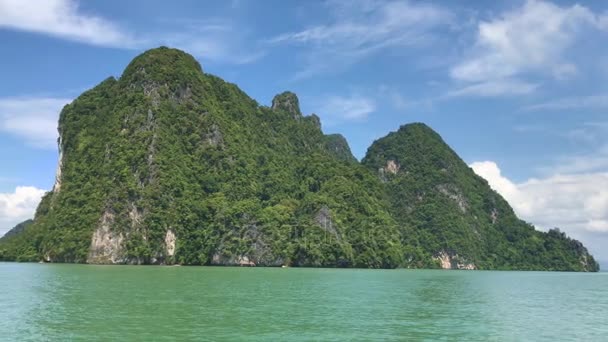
[514,121,608,175]
[0,97,70,149]
[316,94,376,126]
[523,94,608,111]
[0,0,262,65]
[151,18,265,65]
[556,123,608,174]
[269,0,452,79]
[447,79,538,97]
[0,0,137,47]
[376,85,435,112]
[549,147,608,175]
[449,0,608,97]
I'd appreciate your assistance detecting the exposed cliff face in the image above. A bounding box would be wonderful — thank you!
[53,135,64,193]
[433,251,476,270]
[0,48,598,272]
[165,230,176,257]
[88,211,125,264]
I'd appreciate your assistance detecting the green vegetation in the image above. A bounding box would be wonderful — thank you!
[0,47,599,271]
[361,123,598,271]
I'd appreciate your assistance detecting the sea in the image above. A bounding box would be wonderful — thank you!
[0,263,606,341]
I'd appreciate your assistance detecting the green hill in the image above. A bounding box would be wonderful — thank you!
[0,47,598,271]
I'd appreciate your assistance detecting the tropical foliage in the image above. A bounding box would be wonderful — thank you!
[0,47,598,271]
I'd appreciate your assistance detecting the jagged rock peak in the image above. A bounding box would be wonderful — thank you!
[304,113,321,131]
[306,113,321,129]
[120,46,203,85]
[271,91,302,119]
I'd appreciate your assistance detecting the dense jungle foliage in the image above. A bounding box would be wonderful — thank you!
[0,47,598,271]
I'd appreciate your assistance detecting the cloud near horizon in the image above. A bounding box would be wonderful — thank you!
[471,160,608,235]
[0,186,46,236]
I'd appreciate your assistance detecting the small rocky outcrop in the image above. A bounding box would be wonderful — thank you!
[378,159,401,182]
[433,250,476,270]
[437,184,468,213]
[385,160,400,174]
[271,91,302,119]
[211,254,256,266]
[165,230,176,257]
[306,113,322,130]
[203,124,223,147]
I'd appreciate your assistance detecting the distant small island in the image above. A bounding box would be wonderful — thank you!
[0,47,598,272]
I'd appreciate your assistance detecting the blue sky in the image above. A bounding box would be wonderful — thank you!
[0,0,607,265]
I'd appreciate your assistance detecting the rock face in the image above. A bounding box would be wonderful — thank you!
[53,136,64,193]
[272,91,302,119]
[433,251,476,270]
[165,230,176,257]
[88,211,125,264]
[0,47,599,272]
[385,160,400,174]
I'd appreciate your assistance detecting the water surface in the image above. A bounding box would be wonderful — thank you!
[1,263,606,341]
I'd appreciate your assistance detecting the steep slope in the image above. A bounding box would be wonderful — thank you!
[0,47,598,271]
[362,123,598,271]
[0,47,401,267]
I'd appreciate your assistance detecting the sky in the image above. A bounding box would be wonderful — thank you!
[0,0,607,266]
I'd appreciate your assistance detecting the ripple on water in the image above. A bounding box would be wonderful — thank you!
[0,264,607,341]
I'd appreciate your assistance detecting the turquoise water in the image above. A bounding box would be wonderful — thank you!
[0,263,606,341]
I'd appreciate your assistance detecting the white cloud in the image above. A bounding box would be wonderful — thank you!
[539,122,608,174]
[447,79,538,97]
[0,0,261,64]
[450,0,608,97]
[0,186,46,236]
[270,0,451,78]
[318,95,376,124]
[375,85,436,112]
[471,161,608,247]
[0,97,70,149]
[471,159,608,263]
[0,0,137,47]
[523,94,608,111]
